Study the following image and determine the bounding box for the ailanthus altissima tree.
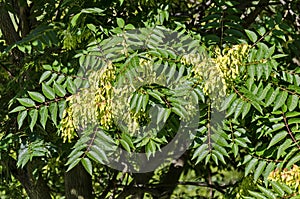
[1,0,300,198]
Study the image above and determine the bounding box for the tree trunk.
[6,156,52,199]
[0,3,21,45]
[65,163,94,199]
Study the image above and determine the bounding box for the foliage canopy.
[1,0,300,198]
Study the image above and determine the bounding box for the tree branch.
[242,0,269,28]
[0,62,14,77]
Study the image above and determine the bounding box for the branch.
[0,62,14,77]
[242,0,269,28]
[283,113,300,150]
[152,181,228,194]
[115,180,231,198]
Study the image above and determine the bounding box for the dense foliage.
[1,0,300,198]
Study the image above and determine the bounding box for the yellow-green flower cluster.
[182,52,226,105]
[60,61,116,142]
[214,44,249,82]
[182,45,250,106]
[60,106,76,143]
[268,165,300,192]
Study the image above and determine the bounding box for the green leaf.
[42,83,55,100]
[81,158,92,176]
[81,8,105,14]
[234,100,244,119]
[10,106,26,113]
[39,71,52,83]
[248,190,267,199]
[235,137,249,148]
[272,54,288,59]
[29,109,38,132]
[273,91,288,111]
[257,185,276,199]
[245,29,258,43]
[192,144,208,160]
[265,87,279,107]
[53,82,66,97]
[117,18,125,28]
[17,110,27,129]
[211,134,229,147]
[196,150,209,165]
[277,139,293,159]
[67,79,77,94]
[270,181,285,197]
[70,13,81,27]
[226,98,240,117]
[96,130,115,145]
[254,161,267,182]
[264,62,272,79]
[121,133,135,149]
[145,140,156,159]
[28,91,45,103]
[277,182,293,194]
[17,98,36,107]
[142,94,149,111]
[194,86,205,102]
[220,93,237,111]
[42,64,52,70]
[287,95,298,111]
[286,152,300,168]
[212,143,228,157]
[263,162,275,183]
[212,150,226,164]
[242,102,251,119]
[232,144,238,157]
[39,106,48,129]
[49,102,58,126]
[163,109,171,123]
[268,131,287,149]
[258,83,272,101]
[130,93,139,110]
[66,158,81,172]
[58,100,66,119]
[125,24,135,30]
[157,107,166,124]
[17,147,30,168]
[148,90,163,102]
[135,94,143,113]
[248,64,256,79]
[89,145,108,163]
[245,158,258,176]
[171,106,185,118]
[120,139,131,152]
[285,111,300,118]
[256,64,263,80]
[266,45,275,58]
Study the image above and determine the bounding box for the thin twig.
[282,113,300,150]
[0,62,14,77]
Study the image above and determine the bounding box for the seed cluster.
[60,61,116,142]
[268,165,300,192]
